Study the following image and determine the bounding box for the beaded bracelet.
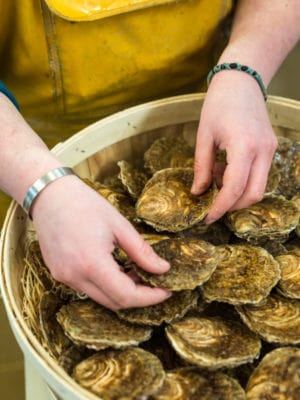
[0,81,20,110]
[207,63,267,101]
[23,167,76,218]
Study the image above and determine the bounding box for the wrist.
[23,167,77,218]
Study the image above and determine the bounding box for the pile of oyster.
[23,135,300,399]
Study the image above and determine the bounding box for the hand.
[31,176,171,310]
[191,71,278,224]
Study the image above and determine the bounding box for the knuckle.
[247,191,264,205]
[113,293,132,309]
[231,184,245,199]
[137,240,154,259]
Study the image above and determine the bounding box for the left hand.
[191,71,278,224]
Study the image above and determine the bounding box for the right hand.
[31,176,171,310]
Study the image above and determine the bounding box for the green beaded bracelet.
[207,63,267,101]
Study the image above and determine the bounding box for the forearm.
[0,93,63,206]
[219,0,300,85]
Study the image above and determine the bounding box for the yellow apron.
[0,0,233,222]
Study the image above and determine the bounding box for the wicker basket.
[1,93,300,400]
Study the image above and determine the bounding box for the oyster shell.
[151,367,246,400]
[96,184,139,224]
[115,290,199,326]
[178,220,231,246]
[58,345,90,374]
[274,136,300,199]
[73,347,165,399]
[132,238,219,291]
[246,347,300,399]
[201,244,280,305]
[236,293,300,344]
[276,249,300,299]
[56,300,153,350]
[102,174,127,194]
[165,316,261,370]
[225,195,300,244]
[264,162,281,196]
[117,160,149,198]
[113,232,170,265]
[136,168,218,232]
[144,136,194,174]
[38,291,71,360]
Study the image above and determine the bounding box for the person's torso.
[0,0,233,145]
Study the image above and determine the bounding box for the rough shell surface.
[136,168,218,232]
[117,160,149,198]
[236,293,300,344]
[165,316,261,370]
[56,300,153,350]
[38,291,71,360]
[177,220,231,246]
[273,137,300,199]
[246,347,300,400]
[201,244,281,305]
[116,290,199,326]
[144,135,194,174]
[225,195,300,244]
[132,238,219,290]
[113,233,170,264]
[96,185,139,224]
[151,367,246,400]
[264,162,281,196]
[73,347,165,400]
[276,249,300,299]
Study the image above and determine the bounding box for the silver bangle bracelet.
[22,167,76,218]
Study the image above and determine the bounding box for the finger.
[205,149,253,224]
[86,255,172,309]
[116,222,170,274]
[228,154,272,211]
[71,279,123,310]
[191,132,215,195]
[212,162,226,188]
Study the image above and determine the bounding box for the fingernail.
[158,257,170,270]
[205,216,216,225]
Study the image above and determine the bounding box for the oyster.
[96,184,139,224]
[117,160,149,198]
[273,136,300,199]
[58,345,90,374]
[178,220,231,246]
[151,367,246,400]
[276,249,300,299]
[113,232,170,265]
[261,240,288,257]
[73,347,165,399]
[201,244,280,305]
[225,195,300,244]
[246,347,300,399]
[236,293,300,344]
[116,290,199,326]
[132,238,219,291]
[144,136,194,174]
[141,329,185,370]
[38,291,71,360]
[264,162,281,195]
[102,174,127,194]
[136,168,218,232]
[56,300,153,350]
[165,316,261,370]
